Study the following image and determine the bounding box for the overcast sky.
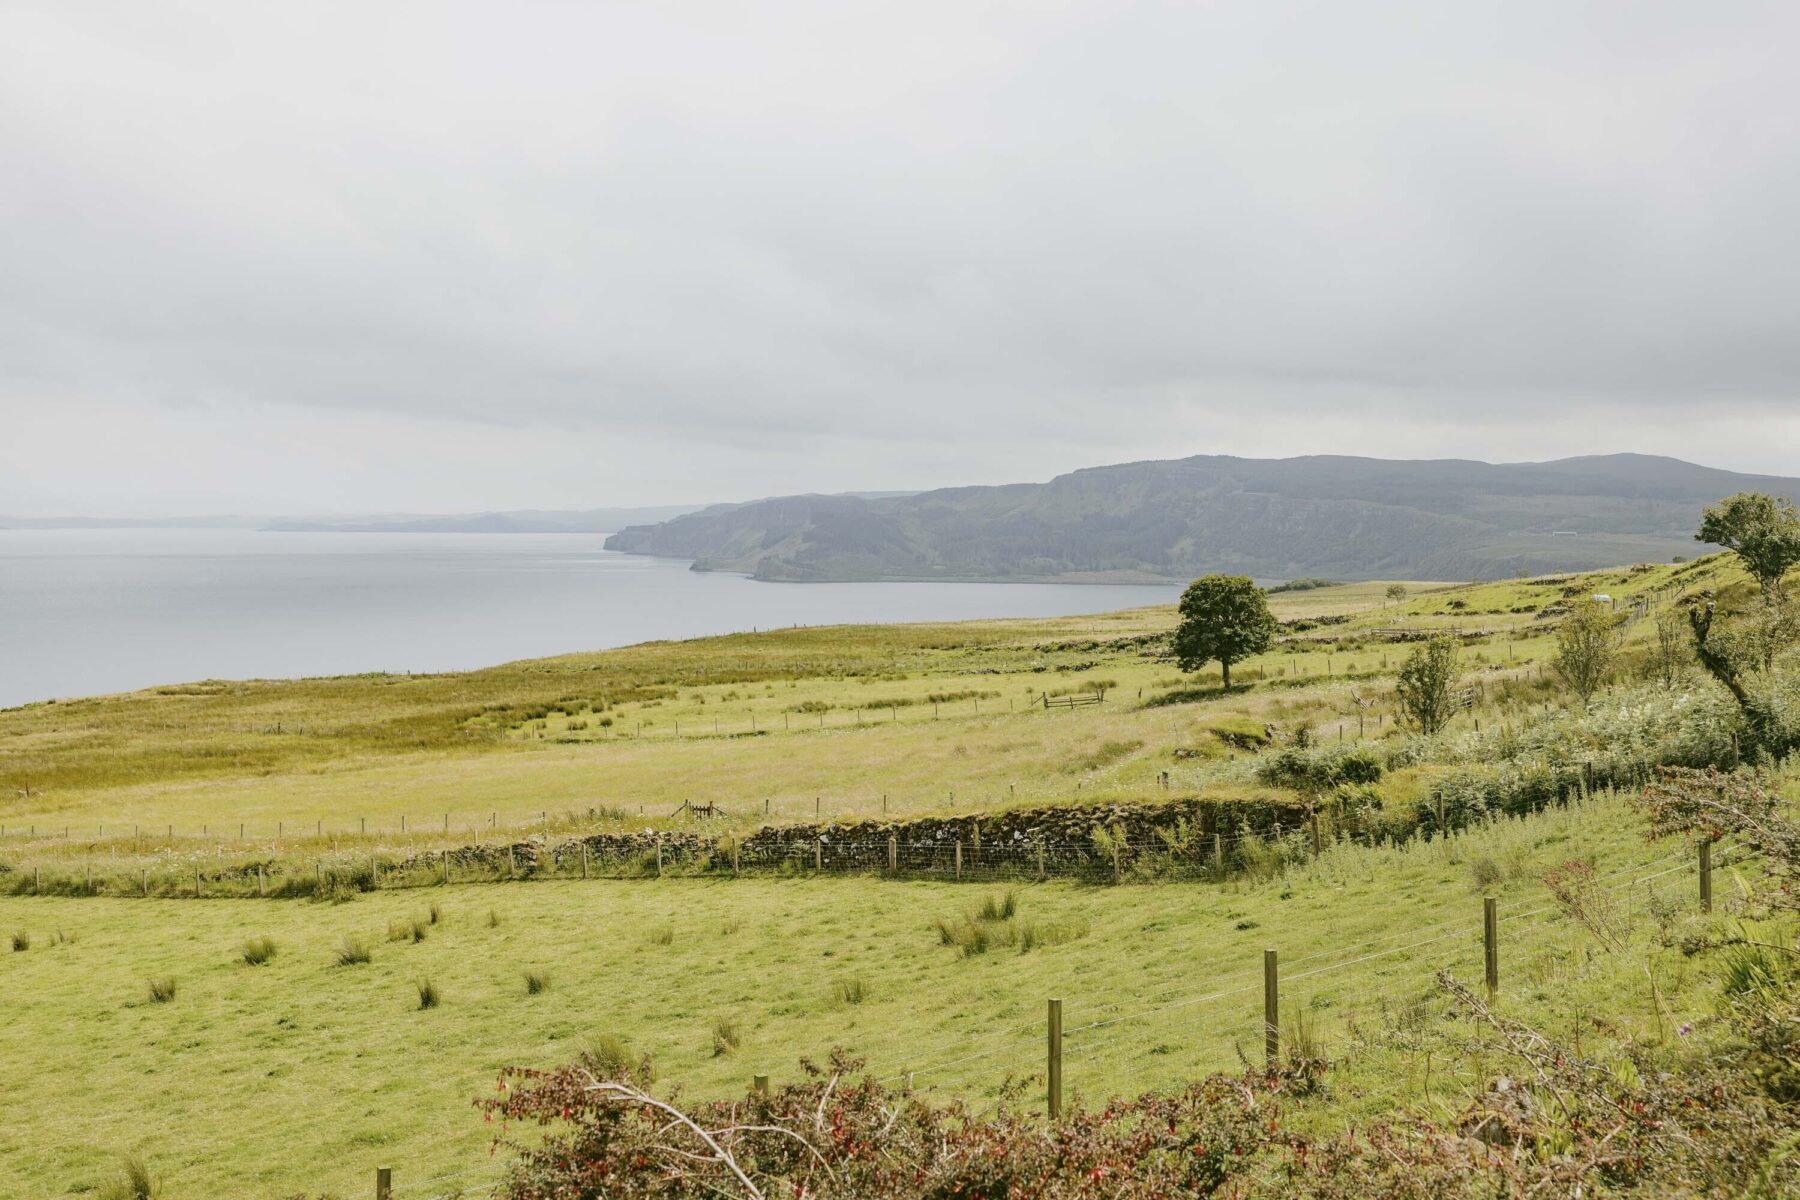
[4,2,1799,517]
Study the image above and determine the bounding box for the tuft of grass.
[387,917,428,944]
[648,925,675,946]
[145,977,177,1004]
[99,1152,158,1200]
[51,929,74,945]
[11,930,29,952]
[977,891,1018,922]
[486,909,501,928]
[427,902,442,925]
[523,970,551,995]
[240,935,276,966]
[335,936,371,967]
[582,1033,642,1077]
[833,976,869,1006]
[415,978,440,1009]
[710,1015,741,1056]
[1017,920,1088,953]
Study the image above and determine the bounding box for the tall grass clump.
[240,935,276,966]
[648,925,675,946]
[832,977,869,1006]
[977,891,1018,922]
[416,978,440,1009]
[145,977,177,1004]
[99,1152,158,1200]
[388,917,428,943]
[710,1015,741,1056]
[335,935,371,966]
[523,970,551,995]
[582,1034,644,1077]
[11,930,28,952]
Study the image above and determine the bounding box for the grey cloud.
[3,1,1799,513]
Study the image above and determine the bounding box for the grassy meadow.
[2,552,1786,1197]
[0,559,1733,857]
[0,787,1760,1199]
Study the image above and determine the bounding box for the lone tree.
[1698,492,1800,605]
[1385,583,1408,606]
[1173,574,1276,689]
[1395,635,1457,734]
[1555,600,1618,705]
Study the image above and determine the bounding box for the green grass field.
[0,786,1761,1198]
[0,558,1736,859]
[1,554,1782,1197]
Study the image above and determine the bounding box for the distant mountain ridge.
[602,453,1800,583]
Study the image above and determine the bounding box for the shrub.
[335,936,371,966]
[146,977,177,1004]
[240,935,276,966]
[710,1015,741,1056]
[98,1152,158,1200]
[416,978,440,1009]
[1542,860,1632,951]
[523,970,551,995]
[10,930,28,952]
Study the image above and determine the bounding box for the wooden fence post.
[732,841,740,874]
[1047,998,1063,1120]
[582,843,590,879]
[257,866,265,897]
[1213,832,1224,873]
[814,838,823,872]
[1112,842,1121,884]
[1037,840,1046,881]
[656,843,664,877]
[195,871,201,899]
[442,850,451,885]
[142,868,149,897]
[507,846,516,879]
[1700,840,1713,913]
[752,1074,769,1095]
[375,1166,392,1200]
[954,840,962,880]
[1263,949,1280,1068]
[1483,897,1498,994]
[888,835,898,873]
[1309,807,1322,856]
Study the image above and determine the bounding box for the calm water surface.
[0,529,1180,707]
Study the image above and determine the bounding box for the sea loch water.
[0,529,1181,708]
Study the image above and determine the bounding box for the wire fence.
[375,842,1753,1200]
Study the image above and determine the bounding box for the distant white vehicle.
[1591,593,1612,603]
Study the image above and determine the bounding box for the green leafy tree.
[1172,575,1276,689]
[1395,636,1457,735]
[1698,492,1800,605]
[1385,583,1408,606]
[1555,600,1619,705]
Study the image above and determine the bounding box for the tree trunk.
[1222,660,1231,689]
